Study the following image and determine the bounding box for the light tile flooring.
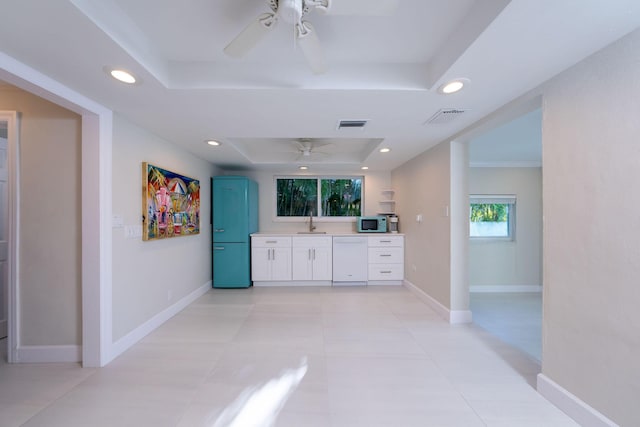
[469,292,542,361]
[0,286,576,426]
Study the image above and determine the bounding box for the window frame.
[469,194,516,241]
[273,175,364,222]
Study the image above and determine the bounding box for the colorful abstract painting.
[142,162,200,241]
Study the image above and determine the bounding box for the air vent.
[337,120,368,130]
[425,109,468,125]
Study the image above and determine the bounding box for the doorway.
[467,108,543,361]
[0,111,17,362]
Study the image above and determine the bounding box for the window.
[470,195,516,239]
[276,176,362,218]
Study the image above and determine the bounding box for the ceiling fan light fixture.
[299,166,309,170]
[361,166,369,170]
[439,78,470,94]
[206,140,221,146]
[279,0,303,24]
[379,148,391,153]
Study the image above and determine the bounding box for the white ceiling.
[1,0,639,172]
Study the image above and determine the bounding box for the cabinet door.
[312,246,333,280]
[213,178,247,242]
[292,246,312,280]
[271,247,292,281]
[251,247,271,281]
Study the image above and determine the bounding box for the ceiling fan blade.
[297,22,327,74]
[319,0,399,16]
[224,13,277,58]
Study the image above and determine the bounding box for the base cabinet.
[368,235,404,283]
[292,236,333,281]
[251,237,292,281]
[251,234,404,286]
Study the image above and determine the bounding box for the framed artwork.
[142,162,200,241]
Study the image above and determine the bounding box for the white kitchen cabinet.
[251,236,292,281]
[292,236,333,281]
[368,235,404,284]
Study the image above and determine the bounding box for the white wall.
[540,28,640,427]
[239,169,392,234]
[469,167,542,290]
[392,141,452,307]
[111,115,219,341]
[0,86,81,346]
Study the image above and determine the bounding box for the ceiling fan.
[224,0,400,74]
[291,138,331,161]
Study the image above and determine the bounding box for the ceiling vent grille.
[337,120,368,130]
[425,109,468,125]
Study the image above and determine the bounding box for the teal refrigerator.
[212,176,258,288]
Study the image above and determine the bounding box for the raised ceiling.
[1,0,639,171]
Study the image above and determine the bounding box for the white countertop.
[251,232,404,236]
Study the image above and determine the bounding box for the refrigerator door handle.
[214,228,225,232]
[214,247,225,250]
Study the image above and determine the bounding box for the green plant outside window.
[276,177,362,217]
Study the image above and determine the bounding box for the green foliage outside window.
[276,177,362,217]
[470,203,508,222]
[321,179,361,216]
[277,178,317,216]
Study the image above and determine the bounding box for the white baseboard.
[403,280,472,324]
[470,285,542,293]
[109,281,211,363]
[537,374,618,427]
[14,345,82,363]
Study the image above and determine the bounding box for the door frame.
[1,52,113,367]
[0,111,19,362]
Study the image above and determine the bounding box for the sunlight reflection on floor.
[212,357,308,427]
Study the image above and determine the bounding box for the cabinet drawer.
[368,247,403,264]
[368,236,403,247]
[251,236,292,248]
[368,264,404,281]
[292,236,333,248]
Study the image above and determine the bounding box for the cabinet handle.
[266,240,277,244]
[380,254,392,257]
[313,248,316,260]
[214,247,225,250]
[267,248,272,261]
[308,249,312,260]
[272,248,276,260]
[380,240,391,243]
[381,270,392,274]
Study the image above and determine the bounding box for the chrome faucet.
[309,212,316,232]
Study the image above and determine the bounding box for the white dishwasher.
[332,236,368,285]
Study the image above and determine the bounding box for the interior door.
[0,134,8,339]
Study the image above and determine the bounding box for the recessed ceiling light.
[361,166,369,170]
[438,78,470,94]
[299,166,308,170]
[206,140,221,146]
[379,148,391,153]
[109,69,137,84]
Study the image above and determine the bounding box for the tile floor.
[0,286,576,426]
[469,292,542,361]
